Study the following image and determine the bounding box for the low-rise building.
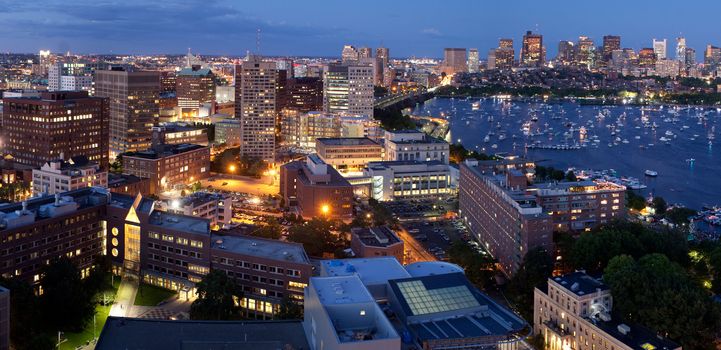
[157,191,232,228]
[152,124,208,146]
[32,156,107,196]
[281,111,341,150]
[280,154,353,219]
[122,143,210,195]
[534,272,681,350]
[364,160,452,201]
[350,226,404,263]
[315,137,383,175]
[383,130,449,164]
[107,173,151,196]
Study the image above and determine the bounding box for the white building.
[364,160,452,201]
[340,114,383,141]
[468,48,480,73]
[655,59,681,77]
[32,157,107,196]
[324,63,374,118]
[215,85,234,103]
[383,130,449,164]
[653,38,667,60]
[48,62,94,92]
[158,191,232,228]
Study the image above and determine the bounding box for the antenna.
[256,28,261,54]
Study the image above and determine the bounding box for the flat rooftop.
[311,275,375,306]
[352,226,401,247]
[175,191,227,208]
[124,143,206,160]
[316,137,379,147]
[321,258,410,286]
[551,271,609,296]
[211,234,310,264]
[149,211,211,235]
[96,317,310,350]
[595,319,680,350]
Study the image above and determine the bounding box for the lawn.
[58,275,120,350]
[134,283,176,306]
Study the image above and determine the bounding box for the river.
[412,97,721,209]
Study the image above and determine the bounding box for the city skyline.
[1,0,720,59]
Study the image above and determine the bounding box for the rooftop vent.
[570,282,579,291]
[617,323,630,335]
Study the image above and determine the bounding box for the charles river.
[412,97,721,210]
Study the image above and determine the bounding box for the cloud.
[421,28,442,37]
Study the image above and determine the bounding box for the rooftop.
[211,234,310,264]
[177,67,213,77]
[594,319,680,350]
[311,275,375,306]
[123,143,207,160]
[352,226,401,248]
[148,210,211,235]
[405,261,464,277]
[532,180,626,195]
[96,317,310,350]
[107,173,147,188]
[316,137,380,147]
[320,257,410,287]
[551,271,609,296]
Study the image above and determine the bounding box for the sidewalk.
[109,275,139,317]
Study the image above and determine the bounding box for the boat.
[644,170,658,177]
[471,101,480,110]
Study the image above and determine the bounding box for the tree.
[505,247,553,321]
[190,270,243,320]
[626,190,646,211]
[275,296,303,320]
[250,218,283,240]
[0,277,54,350]
[447,241,497,289]
[287,218,343,257]
[664,207,697,225]
[564,171,577,182]
[40,257,96,332]
[652,196,668,215]
[604,254,721,350]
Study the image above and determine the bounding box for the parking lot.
[201,175,278,197]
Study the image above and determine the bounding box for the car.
[222,182,228,186]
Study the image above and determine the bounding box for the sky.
[0,0,719,59]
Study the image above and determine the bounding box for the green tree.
[664,207,697,225]
[447,241,497,289]
[626,190,646,211]
[190,270,243,320]
[250,218,283,240]
[505,247,553,321]
[0,277,54,350]
[275,296,303,320]
[287,218,342,257]
[652,196,668,215]
[570,226,643,274]
[40,257,96,332]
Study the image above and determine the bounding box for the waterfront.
[412,97,721,209]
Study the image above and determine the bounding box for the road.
[397,226,437,263]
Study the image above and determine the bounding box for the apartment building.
[32,156,107,196]
[122,143,210,195]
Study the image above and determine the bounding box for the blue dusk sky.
[0,0,718,59]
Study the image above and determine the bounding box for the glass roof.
[396,280,479,315]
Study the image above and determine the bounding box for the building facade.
[122,144,210,195]
[323,63,374,118]
[350,226,404,263]
[521,31,544,67]
[281,111,341,149]
[365,161,452,202]
[234,55,277,163]
[315,137,383,175]
[383,130,449,164]
[176,65,215,118]
[32,157,107,196]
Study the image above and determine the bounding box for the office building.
[685,47,696,71]
[576,36,595,69]
[122,143,210,195]
[442,48,467,75]
[364,160,452,201]
[107,173,151,196]
[315,137,383,175]
[459,160,553,276]
[358,47,372,59]
[279,154,353,219]
[157,191,232,228]
[339,114,384,141]
[47,62,96,92]
[215,85,234,103]
[638,48,657,68]
[176,65,215,118]
[655,59,681,77]
[486,49,497,70]
[383,130,449,164]
[341,45,360,64]
[676,37,687,63]
[705,45,721,70]
[521,31,544,67]
[281,111,341,149]
[234,55,278,163]
[214,118,241,146]
[350,226,404,262]
[556,41,575,66]
[151,124,208,146]
[32,156,107,196]
[2,91,110,169]
[159,71,176,93]
[467,48,480,73]
[280,77,323,113]
[323,63,374,117]
[376,47,389,86]
[601,35,621,63]
[534,272,681,350]
[95,68,160,160]
[653,38,667,60]
[97,318,310,350]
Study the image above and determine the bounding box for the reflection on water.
[412,97,721,209]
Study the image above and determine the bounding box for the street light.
[321,204,330,216]
[228,165,236,172]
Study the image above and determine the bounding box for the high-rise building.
[234,55,278,163]
[685,47,696,71]
[279,77,323,113]
[176,65,215,118]
[705,45,721,69]
[358,47,372,59]
[3,91,110,169]
[676,37,687,63]
[376,47,389,67]
[375,47,389,86]
[653,38,667,60]
[467,48,480,73]
[638,48,657,68]
[520,31,544,67]
[576,36,595,69]
[95,68,160,160]
[486,49,497,70]
[601,35,621,62]
[323,63,374,117]
[442,48,467,75]
[159,71,177,93]
[556,41,575,66]
[495,39,515,70]
[48,62,95,92]
[341,45,360,64]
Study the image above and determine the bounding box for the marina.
[412,97,721,209]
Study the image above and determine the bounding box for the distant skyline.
[0,0,719,60]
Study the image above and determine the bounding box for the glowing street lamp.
[321,204,330,216]
[228,165,236,172]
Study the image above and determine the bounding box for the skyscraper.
[676,37,687,63]
[48,62,95,92]
[495,39,515,70]
[323,63,374,117]
[95,68,160,160]
[486,49,497,70]
[556,41,575,66]
[520,31,544,67]
[3,91,109,169]
[176,65,215,118]
[375,47,389,86]
[653,39,667,60]
[705,45,721,70]
[467,48,480,73]
[341,45,360,64]
[234,55,278,163]
[442,48,467,75]
[358,47,372,59]
[601,35,621,62]
[576,36,596,69]
[638,48,657,68]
